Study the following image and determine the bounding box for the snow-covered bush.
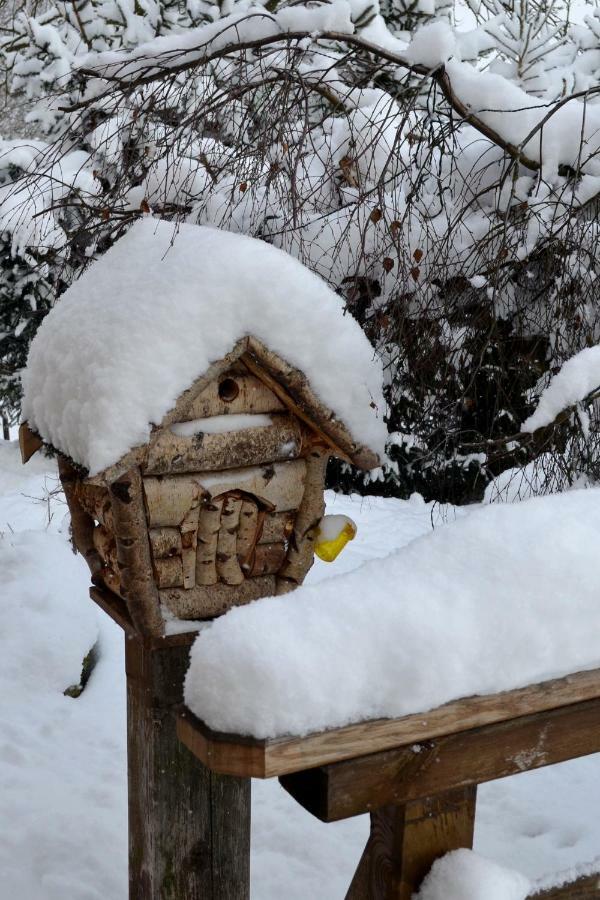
[4,0,600,500]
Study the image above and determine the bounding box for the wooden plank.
[279,697,600,821]
[529,872,600,898]
[346,788,476,900]
[176,667,600,778]
[126,636,250,900]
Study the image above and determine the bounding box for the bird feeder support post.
[125,633,251,900]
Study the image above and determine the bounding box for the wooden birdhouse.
[20,221,385,638]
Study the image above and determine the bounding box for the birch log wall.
[24,337,378,637]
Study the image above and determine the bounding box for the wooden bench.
[177,667,600,899]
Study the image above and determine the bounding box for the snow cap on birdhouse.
[21,219,386,635]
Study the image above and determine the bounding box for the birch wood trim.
[110,467,163,636]
[144,415,303,475]
[180,485,201,590]
[216,495,244,585]
[196,497,223,586]
[181,374,285,420]
[161,575,276,620]
[154,556,184,589]
[93,523,118,569]
[58,456,103,581]
[244,337,380,470]
[149,527,182,559]
[276,449,328,594]
[245,542,287,577]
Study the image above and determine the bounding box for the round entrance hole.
[218,377,240,403]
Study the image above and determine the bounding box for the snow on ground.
[2,440,600,898]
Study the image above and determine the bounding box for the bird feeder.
[21,334,378,636]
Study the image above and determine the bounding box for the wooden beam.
[279,697,600,821]
[529,872,600,898]
[176,667,600,778]
[126,636,250,900]
[345,788,476,900]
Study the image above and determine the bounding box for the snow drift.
[185,487,600,738]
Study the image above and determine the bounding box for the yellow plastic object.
[314,515,357,563]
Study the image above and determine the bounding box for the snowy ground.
[1,440,600,898]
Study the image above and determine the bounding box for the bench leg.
[345,786,477,900]
[126,635,251,899]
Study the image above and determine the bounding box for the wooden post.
[345,787,476,900]
[125,635,251,900]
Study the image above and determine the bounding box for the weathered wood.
[154,555,184,589]
[110,467,164,636]
[176,667,600,778]
[145,415,303,475]
[144,462,306,528]
[276,449,327,593]
[345,788,477,900]
[181,372,285,420]
[161,574,276,619]
[216,495,244,585]
[126,636,250,900]
[18,421,43,463]
[196,497,223,586]
[58,456,104,581]
[529,873,600,899]
[149,527,182,559]
[280,696,600,821]
[246,541,288,576]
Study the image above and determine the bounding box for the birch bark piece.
[247,542,288,577]
[160,575,276,619]
[143,476,200,527]
[154,556,184,589]
[180,485,201,590]
[144,461,306,526]
[276,449,328,594]
[110,467,163,636]
[196,498,223,586]
[149,527,182,559]
[216,495,244,585]
[181,374,285,420]
[144,415,303,475]
[236,499,259,562]
[261,511,295,544]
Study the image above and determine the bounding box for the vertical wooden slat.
[345,787,477,900]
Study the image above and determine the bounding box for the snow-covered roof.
[23,219,386,476]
